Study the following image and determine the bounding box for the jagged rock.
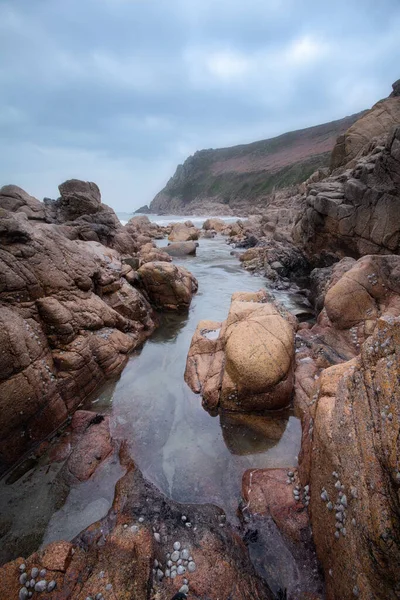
[293,126,400,258]
[0,211,156,472]
[308,318,400,600]
[0,185,47,221]
[138,261,198,311]
[185,290,297,412]
[330,85,400,169]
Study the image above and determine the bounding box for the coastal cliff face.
[293,84,400,261]
[150,113,364,215]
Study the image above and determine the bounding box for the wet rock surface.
[0,456,274,600]
[0,182,198,473]
[185,290,297,412]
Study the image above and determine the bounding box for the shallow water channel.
[0,232,303,567]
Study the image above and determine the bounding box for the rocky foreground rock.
[0,182,197,473]
[292,254,400,600]
[0,445,273,600]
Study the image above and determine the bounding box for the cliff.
[150,112,365,215]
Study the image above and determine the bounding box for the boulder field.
[0,180,198,474]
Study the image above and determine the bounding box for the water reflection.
[100,236,303,519]
[220,411,291,456]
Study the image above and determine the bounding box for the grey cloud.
[0,0,399,210]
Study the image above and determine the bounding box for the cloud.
[0,0,399,210]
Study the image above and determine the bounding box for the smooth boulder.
[164,241,198,256]
[185,290,296,412]
[138,261,198,311]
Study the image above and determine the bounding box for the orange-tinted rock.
[308,318,400,600]
[138,261,198,311]
[40,540,73,572]
[242,468,309,542]
[185,290,297,412]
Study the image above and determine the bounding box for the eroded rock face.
[0,185,47,221]
[292,253,400,599]
[138,261,198,311]
[293,126,400,259]
[0,459,273,600]
[308,318,400,600]
[0,211,156,472]
[330,91,400,169]
[185,290,297,412]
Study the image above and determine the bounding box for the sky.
[0,0,399,212]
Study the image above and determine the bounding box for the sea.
[115,212,240,227]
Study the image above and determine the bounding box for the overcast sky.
[0,0,399,211]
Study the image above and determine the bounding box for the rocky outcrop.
[308,318,400,600]
[0,185,47,221]
[185,290,297,412]
[0,181,199,472]
[168,222,199,242]
[330,87,400,169]
[292,254,400,600]
[293,126,400,259]
[0,211,157,472]
[138,261,198,311]
[150,113,364,215]
[134,204,151,214]
[0,454,273,600]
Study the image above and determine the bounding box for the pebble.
[19,564,26,572]
[179,585,189,594]
[154,559,159,568]
[29,579,36,588]
[39,569,47,578]
[34,581,47,593]
[173,541,181,551]
[47,581,57,592]
[181,515,187,522]
[154,533,161,543]
[31,568,39,579]
[185,522,192,528]
[170,571,177,579]
[130,525,139,533]
[95,594,104,600]
[157,569,164,581]
[177,559,182,565]
[181,549,190,560]
[138,517,145,523]
[334,531,340,539]
[19,589,29,600]
[177,565,186,575]
[165,569,170,577]
[171,550,180,562]
[167,560,172,568]
[19,573,28,585]
[188,561,196,573]
[183,578,188,585]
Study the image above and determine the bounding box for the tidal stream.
[0,224,303,571]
